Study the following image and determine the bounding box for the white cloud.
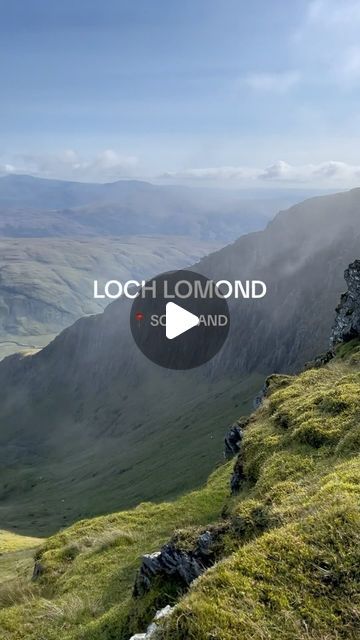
[163,160,360,186]
[0,163,15,174]
[91,149,138,173]
[2,150,360,189]
[244,71,301,93]
[162,166,259,181]
[245,2,360,95]
[294,0,360,86]
[261,160,360,183]
[0,149,139,182]
[260,161,294,180]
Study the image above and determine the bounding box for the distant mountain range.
[1,187,359,536]
[0,174,305,358]
[0,175,310,358]
[0,174,314,240]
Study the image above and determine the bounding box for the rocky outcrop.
[133,527,227,597]
[129,605,174,640]
[224,418,248,459]
[331,260,360,346]
[305,350,334,369]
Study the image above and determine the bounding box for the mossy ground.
[0,346,359,639]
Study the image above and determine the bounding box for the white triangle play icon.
[166,302,200,340]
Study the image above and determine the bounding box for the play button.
[130,269,230,370]
[166,302,199,340]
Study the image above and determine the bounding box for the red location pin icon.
[135,311,144,327]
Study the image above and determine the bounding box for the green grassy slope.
[0,342,359,639]
[0,373,262,536]
[0,532,42,616]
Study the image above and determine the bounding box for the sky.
[1,0,360,187]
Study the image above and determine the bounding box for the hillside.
[0,235,218,359]
[0,188,360,534]
[0,174,297,358]
[0,337,358,639]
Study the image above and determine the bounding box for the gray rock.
[129,606,174,640]
[253,384,268,409]
[224,425,243,459]
[305,350,334,370]
[331,260,360,346]
[224,417,249,459]
[133,544,204,597]
[230,457,245,495]
[133,527,227,597]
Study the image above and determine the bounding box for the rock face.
[224,418,248,459]
[331,260,360,346]
[133,528,225,597]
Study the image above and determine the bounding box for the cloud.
[260,161,294,180]
[240,2,360,98]
[0,163,15,174]
[162,166,259,181]
[0,149,139,182]
[261,160,360,183]
[2,151,360,188]
[244,71,301,93]
[163,160,360,186]
[294,1,360,86]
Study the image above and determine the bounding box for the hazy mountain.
[0,175,309,358]
[1,188,359,535]
[0,235,218,359]
[0,174,313,241]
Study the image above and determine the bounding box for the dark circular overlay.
[130,269,230,370]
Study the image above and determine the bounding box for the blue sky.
[1,0,360,186]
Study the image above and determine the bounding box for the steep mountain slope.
[0,235,218,359]
[200,187,360,371]
[0,338,358,640]
[0,188,360,535]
